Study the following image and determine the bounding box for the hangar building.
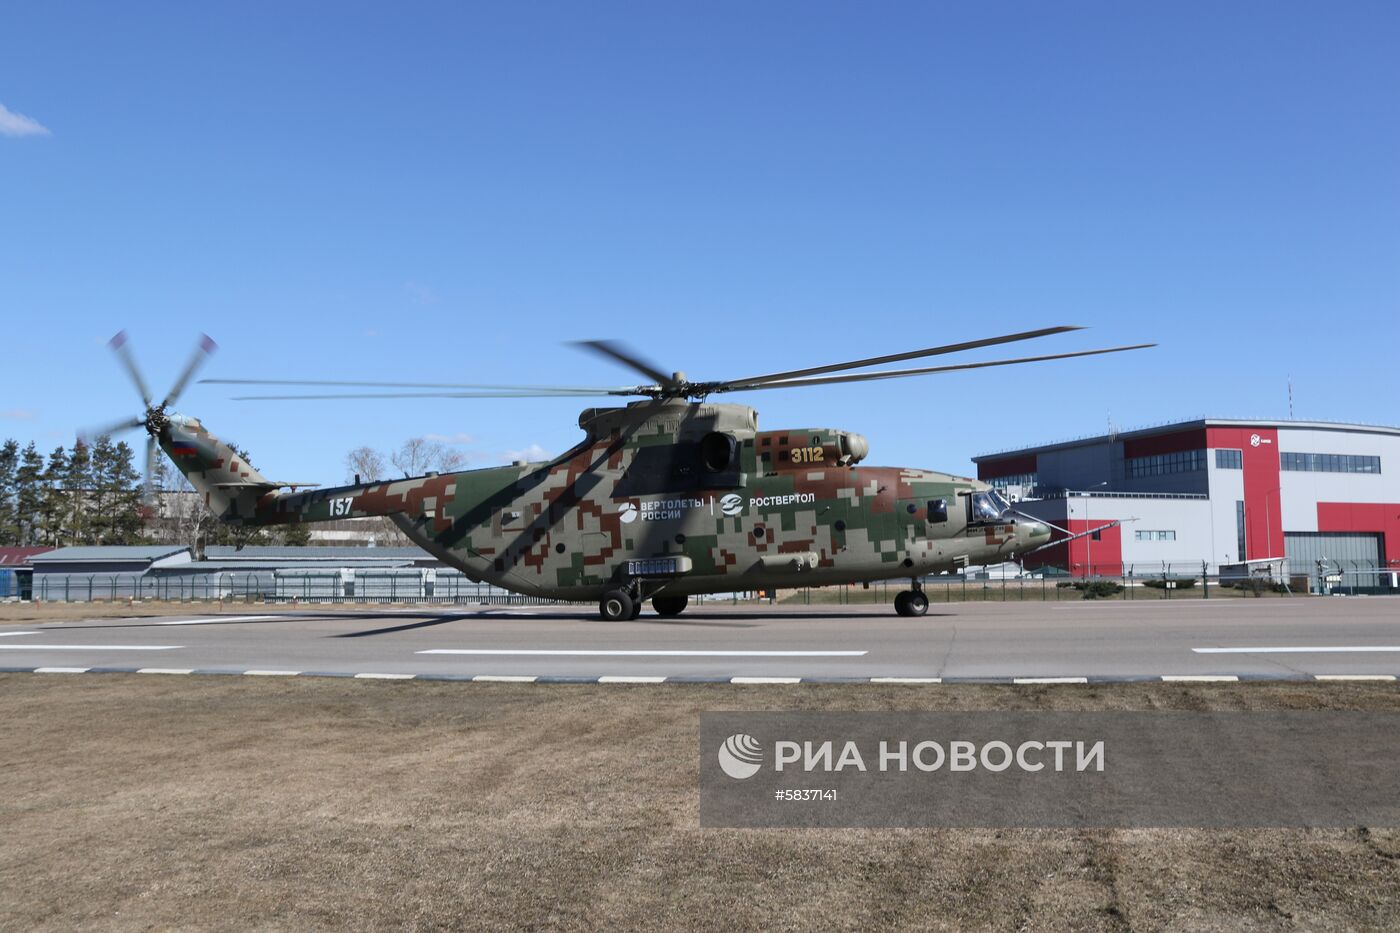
[973,419,1400,587]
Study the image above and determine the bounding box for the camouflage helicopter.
[90,327,1151,620]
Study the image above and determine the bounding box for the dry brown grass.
[3,676,1399,931]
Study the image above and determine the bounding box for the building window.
[1236,501,1246,561]
[1280,452,1381,474]
[1134,530,1177,541]
[1215,449,1242,469]
[1126,449,1206,478]
[988,472,1036,491]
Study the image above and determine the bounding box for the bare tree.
[390,438,465,477]
[345,446,388,484]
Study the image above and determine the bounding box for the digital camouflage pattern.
[159,399,1051,600]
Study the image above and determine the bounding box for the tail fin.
[159,414,282,523]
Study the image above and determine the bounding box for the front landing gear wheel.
[600,589,634,622]
[652,594,688,617]
[894,589,929,617]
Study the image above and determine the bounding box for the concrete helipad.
[2,597,1398,683]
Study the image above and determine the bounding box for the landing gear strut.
[894,583,929,617]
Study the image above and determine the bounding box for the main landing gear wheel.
[652,594,688,617]
[894,589,929,617]
[628,599,644,620]
[599,589,634,622]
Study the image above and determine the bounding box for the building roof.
[30,545,191,564]
[159,559,422,572]
[975,418,1400,462]
[0,547,53,566]
[202,546,432,561]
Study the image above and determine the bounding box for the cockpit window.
[969,490,1009,524]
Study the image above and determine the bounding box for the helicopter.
[88,327,1152,620]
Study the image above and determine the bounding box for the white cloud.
[425,432,476,445]
[502,443,550,463]
[0,103,50,138]
[1,409,36,420]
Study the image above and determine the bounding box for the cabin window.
[928,499,948,523]
[967,491,1008,525]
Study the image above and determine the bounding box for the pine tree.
[0,439,18,545]
[15,443,45,546]
[89,435,118,543]
[39,447,69,546]
[65,441,93,545]
[108,440,145,544]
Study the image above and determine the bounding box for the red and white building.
[973,419,1400,587]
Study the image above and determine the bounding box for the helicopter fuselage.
[161,399,1051,602]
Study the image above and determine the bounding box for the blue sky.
[2,2,1396,481]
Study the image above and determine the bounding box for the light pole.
[1084,481,1109,578]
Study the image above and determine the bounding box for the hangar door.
[1284,532,1384,590]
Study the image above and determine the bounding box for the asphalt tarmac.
[3,597,1399,682]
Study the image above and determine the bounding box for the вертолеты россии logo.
[718,733,763,779]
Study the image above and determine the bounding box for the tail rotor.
[81,331,218,505]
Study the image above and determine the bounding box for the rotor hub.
[143,405,170,437]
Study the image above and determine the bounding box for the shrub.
[1143,578,1197,590]
[1053,580,1125,598]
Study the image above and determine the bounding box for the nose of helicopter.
[1018,518,1053,547]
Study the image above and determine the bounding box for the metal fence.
[24,560,1398,604]
[30,570,567,605]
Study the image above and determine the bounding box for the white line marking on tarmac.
[1315,675,1397,681]
[353,673,415,680]
[137,668,194,675]
[598,675,667,684]
[0,631,38,637]
[35,667,90,673]
[1049,600,1314,610]
[417,649,866,657]
[731,676,802,684]
[0,644,183,651]
[1013,677,1089,684]
[243,670,301,676]
[471,675,538,683]
[1194,646,1400,654]
[870,677,943,684]
[156,615,277,625]
[1162,675,1240,682]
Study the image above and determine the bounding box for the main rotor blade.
[161,334,218,408]
[573,340,678,390]
[78,414,145,443]
[229,389,640,401]
[108,331,153,407]
[204,378,644,393]
[714,344,1156,392]
[713,325,1083,389]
